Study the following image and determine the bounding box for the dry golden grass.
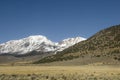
[0,66,119,74]
[0,66,120,80]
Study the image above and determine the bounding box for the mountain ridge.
[0,35,86,55]
[34,25,120,64]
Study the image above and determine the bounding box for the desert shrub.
[96,55,101,57]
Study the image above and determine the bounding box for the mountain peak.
[0,35,86,55]
[62,37,86,43]
[57,37,86,51]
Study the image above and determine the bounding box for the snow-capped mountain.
[56,37,86,51]
[0,35,86,55]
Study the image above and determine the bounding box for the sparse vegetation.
[34,25,120,64]
[0,66,120,80]
[0,73,120,80]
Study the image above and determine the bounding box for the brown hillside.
[34,25,120,64]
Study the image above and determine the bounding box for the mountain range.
[0,25,119,65]
[0,35,86,55]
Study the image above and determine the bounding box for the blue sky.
[0,0,120,43]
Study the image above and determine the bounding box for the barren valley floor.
[0,65,120,80]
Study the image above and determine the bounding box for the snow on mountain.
[0,35,56,54]
[56,37,86,51]
[0,35,86,55]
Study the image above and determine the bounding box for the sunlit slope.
[34,25,120,64]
